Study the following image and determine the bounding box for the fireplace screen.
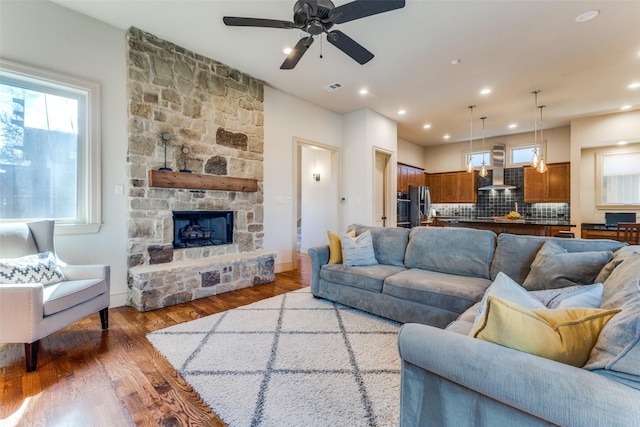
[173,210,234,249]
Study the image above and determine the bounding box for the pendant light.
[479,116,488,177]
[530,90,541,168]
[466,105,476,173]
[536,104,548,173]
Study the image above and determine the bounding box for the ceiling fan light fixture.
[283,47,293,55]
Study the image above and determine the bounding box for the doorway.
[374,148,394,227]
[294,139,340,268]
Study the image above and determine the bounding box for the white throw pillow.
[472,272,545,328]
[529,283,603,309]
[0,252,66,285]
[340,229,378,267]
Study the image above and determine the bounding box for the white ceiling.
[51,0,640,147]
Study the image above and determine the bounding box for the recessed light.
[423,124,431,129]
[283,47,292,55]
[629,82,640,89]
[508,123,517,129]
[398,109,406,115]
[443,134,450,140]
[480,88,491,95]
[575,10,599,23]
[359,88,368,95]
[450,58,461,65]
[617,141,628,146]
[620,105,632,110]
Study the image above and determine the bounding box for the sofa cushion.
[404,227,496,279]
[320,263,406,293]
[346,224,410,267]
[0,251,66,285]
[584,253,640,387]
[470,296,620,367]
[490,233,625,283]
[43,278,108,316]
[341,230,378,267]
[445,302,479,335]
[521,241,613,291]
[383,268,491,314]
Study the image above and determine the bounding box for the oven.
[397,192,410,228]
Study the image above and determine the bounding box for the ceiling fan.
[223,0,406,70]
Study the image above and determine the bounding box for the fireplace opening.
[173,210,234,249]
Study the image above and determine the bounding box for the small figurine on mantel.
[159,132,172,171]
[179,146,192,173]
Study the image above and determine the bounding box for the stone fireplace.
[125,28,274,311]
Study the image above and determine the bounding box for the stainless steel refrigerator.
[409,185,431,227]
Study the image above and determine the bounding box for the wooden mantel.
[148,170,258,192]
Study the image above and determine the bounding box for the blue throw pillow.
[340,229,378,267]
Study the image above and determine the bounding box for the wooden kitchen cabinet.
[397,163,425,193]
[426,171,477,203]
[524,162,570,203]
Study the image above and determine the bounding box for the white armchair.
[0,220,110,371]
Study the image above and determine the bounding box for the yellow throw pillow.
[469,296,620,367]
[327,230,355,264]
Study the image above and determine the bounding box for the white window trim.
[595,145,640,209]
[462,149,492,169]
[0,59,101,234]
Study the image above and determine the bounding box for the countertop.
[436,217,574,227]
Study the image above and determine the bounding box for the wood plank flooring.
[0,255,310,427]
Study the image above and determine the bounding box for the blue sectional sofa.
[308,225,640,426]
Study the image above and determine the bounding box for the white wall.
[300,145,334,253]
[571,110,640,230]
[1,1,129,306]
[263,87,342,272]
[423,126,571,173]
[397,138,425,168]
[342,109,397,227]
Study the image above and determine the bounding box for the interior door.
[374,152,387,227]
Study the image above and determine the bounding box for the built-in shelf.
[148,170,258,192]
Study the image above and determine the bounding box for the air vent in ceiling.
[323,82,343,92]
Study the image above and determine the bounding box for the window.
[0,60,101,233]
[596,148,640,207]
[465,150,491,168]
[511,144,541,165]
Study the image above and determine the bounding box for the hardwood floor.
[0,255,310,427]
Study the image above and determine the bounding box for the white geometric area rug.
[147,288,401,427]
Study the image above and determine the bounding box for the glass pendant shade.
[530,149,540,167]
[479,163,488,177]
[466,156,475,173]
[536,158,548,173]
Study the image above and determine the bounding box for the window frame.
[595,145,640,209]
[463,149,492,168]
[509,143,544,167]
[0,59,101,234]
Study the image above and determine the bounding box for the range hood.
[478,144,517,190]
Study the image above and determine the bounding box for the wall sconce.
[312,172,321,182]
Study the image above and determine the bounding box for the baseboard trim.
[275,261,294,273]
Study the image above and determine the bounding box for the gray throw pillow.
[522,240,613,291]
[529,283,603,309]
[584,253,640,387]
[340,229,378,267]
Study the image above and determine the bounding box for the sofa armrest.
[0,283,43,343]
[307,245,330,296]
[59,264,110,282]
[398,323,640,427]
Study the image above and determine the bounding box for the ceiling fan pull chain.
[320,33,323,59]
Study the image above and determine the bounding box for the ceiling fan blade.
[328,0,406,24]
[223,16,296,29]
[327,30,374,65]
[280,36,315,70]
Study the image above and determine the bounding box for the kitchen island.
[436,217,574,237]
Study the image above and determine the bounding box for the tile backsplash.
[431,168,570,219]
